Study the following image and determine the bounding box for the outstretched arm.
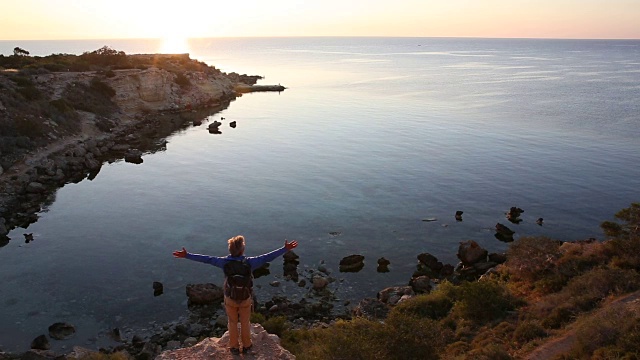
[246,239,299,270]
[172,247,226,268]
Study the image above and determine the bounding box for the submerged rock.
[153,281,163,296]
[186,283,224,305]
[339,254,365,272]
[495,223,515,242]
[30,334,50,350]
[48,322,76,340]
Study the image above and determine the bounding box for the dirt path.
[524,289,640,359]
[0,112,105,182]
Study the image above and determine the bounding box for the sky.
[1,0,639,40]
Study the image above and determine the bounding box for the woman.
[172,235,298,355]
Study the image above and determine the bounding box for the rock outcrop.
[156,324,295,360]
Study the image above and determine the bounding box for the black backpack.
[223,259,253,301]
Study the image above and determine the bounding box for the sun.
[159,36,191,54]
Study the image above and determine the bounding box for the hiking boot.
[230,347,240,355]
[242,345,253,354]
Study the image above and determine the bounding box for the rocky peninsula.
[0,48,283,239]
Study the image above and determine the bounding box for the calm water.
[1,37,639,351]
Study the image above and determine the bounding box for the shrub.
[63,81,117,116]
[513,320,546,344]
[283,318,388,360]
[90,78,116,98]
[262,316,289,337]
[50,99,74,113]
[601,203,640,239]
[464,344,513,360]
[563,268,640,311]
[384,310,445,360]
[572,306,640,358]
[450,279,516,325]
[392,290,454,320]
[14,116,44,138]
[541,303,575,329]
[505,237,562,282]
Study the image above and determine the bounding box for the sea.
[0,37,639,352]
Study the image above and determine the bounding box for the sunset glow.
[159,36,191,54]
[0,0,638,40]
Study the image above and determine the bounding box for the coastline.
[0,54,279,239]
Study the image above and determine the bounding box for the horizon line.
[2,35,640,42]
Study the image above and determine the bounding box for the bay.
[0,37,639,351]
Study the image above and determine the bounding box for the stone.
[184,337,198,347]
[124,149,143,164]
[457,240,488,265]
[26,182,46,193]
[283,250,299,262]
[153,281,163,296]
[48,322,76,340]
[216,314,228,327]
[495,223,515,242]
[165,340,181,350]
[507,206,524,223]
[30,334,50,350]
[410,275,432,294]
[312,276,329,290]
[378,286,414,305]
[186,283,224,305]
[473,261,499,274]
[488,252,507,264]
[339,254,365,272]
[417,253,443,272]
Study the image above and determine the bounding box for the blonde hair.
[228,235,245,257]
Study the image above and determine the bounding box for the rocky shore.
[0,53,281,241]
[0,235,510,359]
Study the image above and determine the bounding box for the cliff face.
[106,68,235,115]
[32,66,236,119]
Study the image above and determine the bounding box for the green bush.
[464,344,513,360]
[90,78,116,98]
[541,303,575,329]
[384,310,445,360]
[392,290,454,320]
[513,320,546,343]
[283,318,387,360]
[572,306,640,358]
[450,280,516,325]
[262,316,289,337]
[63,81,117,116]
[601,203,640,239]
[563,268,640,311]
